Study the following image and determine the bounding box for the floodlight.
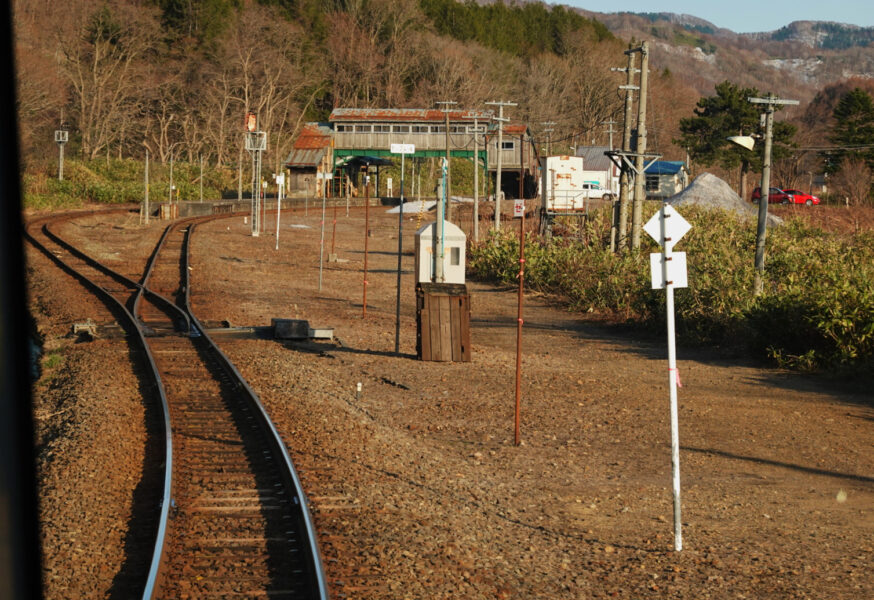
[727,135,756,151]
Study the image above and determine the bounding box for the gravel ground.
[28,205,874,599]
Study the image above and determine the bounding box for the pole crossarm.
[605,150,661,176]
[748,96,800,107]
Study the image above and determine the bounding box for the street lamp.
[727,94,798,296]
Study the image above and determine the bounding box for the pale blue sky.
[563,1,874,33]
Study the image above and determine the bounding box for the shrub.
[469,205,874,373]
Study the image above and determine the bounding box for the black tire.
[782,198,790,205]
[805,199,813,206]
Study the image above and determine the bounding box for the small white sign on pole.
[650,252,688,289]
[644,203,691,554]
[390,143,415,155]
[513,199,525,218]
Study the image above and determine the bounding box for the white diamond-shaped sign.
[644,204,691,247]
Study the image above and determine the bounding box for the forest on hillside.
[14,0,656,174]
[13,0,874,205]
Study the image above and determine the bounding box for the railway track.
[27,210,328,599]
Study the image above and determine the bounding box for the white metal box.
[414,221,466,284]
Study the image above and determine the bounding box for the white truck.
[540,156,614,213]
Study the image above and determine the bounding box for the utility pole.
[436,101,457,220]
[199,154,204,202]
[541,122,556,155]
[612,50,638,252]
[519,132,524,201]
[473,116,480,243]
[631,41,650,251]
[486,100,516,231]
[144,149,150,225]
[602,119,617,151]
[749,94,798,295]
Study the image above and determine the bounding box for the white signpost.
[274,173,285,251]
[643,203,691,552]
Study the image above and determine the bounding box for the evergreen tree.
[675,81,795,193]
[828,87,874,172]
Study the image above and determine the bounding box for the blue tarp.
[644,161,686,175]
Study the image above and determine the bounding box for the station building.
[284,108,539,199]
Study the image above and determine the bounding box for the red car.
[751,187,796,204]
[782,189,821,206]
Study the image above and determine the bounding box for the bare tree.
[57,5,156,159]
[830,157,873,206]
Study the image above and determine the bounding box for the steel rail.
[132,220,192,334]
[24,212,174,600]
[41,220,189,334]
[183,221,330,599]
[29,209,328,599]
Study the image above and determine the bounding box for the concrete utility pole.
[486,100,516,231]
[541,122,556,155]
[749,94,799,295]
[602,119,617,151]
[473,116,480,243]
[613,50,638,252]
[631,41,650,251]
[436,101,457,220]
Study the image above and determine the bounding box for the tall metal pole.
[473,117,479,243]
[437,101,456,221]
[169,153,174,204]
[394,152,405,354]
[631,41,649,251]
[199,154,203,202]
[144,149,150,225]
[58,142,64,181]
[519,133,524,201]
[275,175,282,251]
[319,186,326,290]
[658,204,683,552]
[616,50,637,252]
[363,173,370,317]
[514,202,525,446]
[435,159,447,282]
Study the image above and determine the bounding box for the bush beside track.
[469,204,874,374]
[23,158,236,210]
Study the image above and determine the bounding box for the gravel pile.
[668,172,783,226]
